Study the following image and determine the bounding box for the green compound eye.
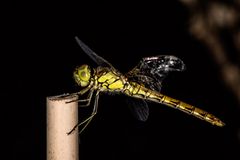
[74,65,91,87]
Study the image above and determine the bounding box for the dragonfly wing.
[126,98,149,121]
[127,74,162,92]
[75,37,115,69]
[126,55,186,92]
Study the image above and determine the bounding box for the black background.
[3,1,239,160]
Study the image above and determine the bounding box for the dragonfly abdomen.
[124,82,225,127]
[158,95,225,127]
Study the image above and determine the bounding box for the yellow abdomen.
[123,82,225,127]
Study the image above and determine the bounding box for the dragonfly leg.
[66,84,93,103]
[78,89,94,107]
[67,91,100,135]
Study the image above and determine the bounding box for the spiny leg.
[78,89,94,107]
[66,89,94,135]
[66,84,93,103]
[79,91,100,133]
[67,91,100,135]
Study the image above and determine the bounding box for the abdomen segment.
[159,95,225,127]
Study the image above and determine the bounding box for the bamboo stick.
[47,94,79,160]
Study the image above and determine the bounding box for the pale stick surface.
[47,94,79,160]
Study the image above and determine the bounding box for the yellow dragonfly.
[67,37,225,135]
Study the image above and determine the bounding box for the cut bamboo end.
[47,94,79,160]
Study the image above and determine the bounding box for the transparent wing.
[75,36,115,69]
[126,98,149,121]
[126,55,186,92]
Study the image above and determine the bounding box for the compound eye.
[78,67,90,81]
[74,64,91,87]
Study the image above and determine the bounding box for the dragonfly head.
[73,64,92,87]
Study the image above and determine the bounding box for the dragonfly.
[67,37,225,135]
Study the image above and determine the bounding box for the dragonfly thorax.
[73,64,92,87]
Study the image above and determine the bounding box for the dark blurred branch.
[180,0,240,105]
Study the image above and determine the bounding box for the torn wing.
[126,55,186,92]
